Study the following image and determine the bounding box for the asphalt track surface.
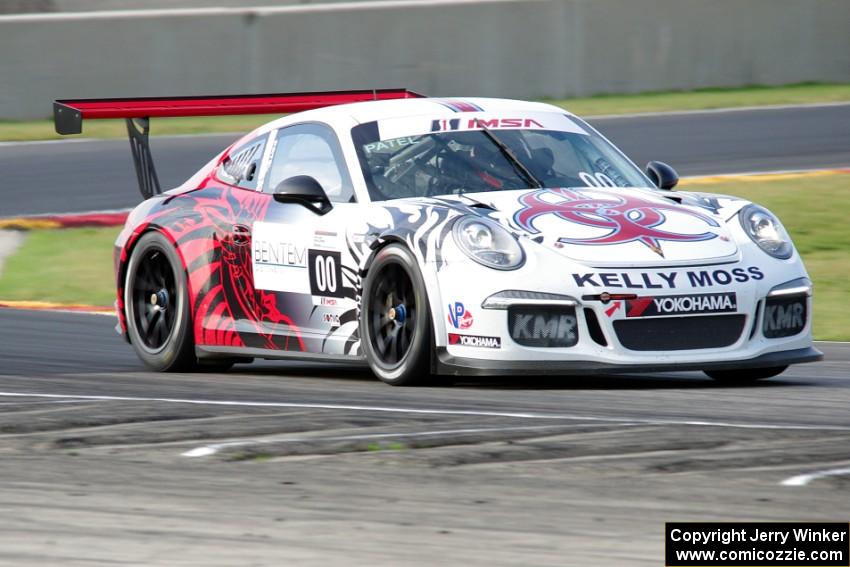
[0,105,849,565]
[2,103,850,216]
[0,309,849,566]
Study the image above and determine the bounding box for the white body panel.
[175,96,817,373]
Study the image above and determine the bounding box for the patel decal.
[514,188,720,257]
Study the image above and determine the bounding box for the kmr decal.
[514,188,720,257]
[447,302,474,329]
[763,296,807,338]
[252,221,310,293]
[626,292,737,318]
[571,267,764,289]
[448,333,501,349]
[509,309,578,347]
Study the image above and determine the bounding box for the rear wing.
[53,89,425,199]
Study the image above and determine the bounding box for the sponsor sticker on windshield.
[626,292,737,318]
[377,111,588,140]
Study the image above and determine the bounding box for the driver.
[467,133,529,190]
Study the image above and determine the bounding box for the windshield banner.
[376,111,588,141]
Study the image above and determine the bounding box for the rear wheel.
[360,244,432,386]
[125,232,197,372]
[704,366,788,384]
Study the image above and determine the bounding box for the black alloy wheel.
[369,262,416,365]
[125,232,196,371]
[360,244,432,385]
[132,248,177,351]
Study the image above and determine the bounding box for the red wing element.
[53,88,425,200]
[53,88,425,134]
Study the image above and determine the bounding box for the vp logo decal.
[513,188,720,257]
[447,302,474,330]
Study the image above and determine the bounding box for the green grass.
[1,173,847,339]
[0,227,119,305]
[680,173,850,341]
[548,82,850,117]
[0,114,282,142]
[2,83,850,142]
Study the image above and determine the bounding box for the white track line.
[781,466,850,487]
[1,391,848,432]
[182,423,618,457]
[0,399,106,406]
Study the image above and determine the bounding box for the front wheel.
[704,366,788,384]
[360,244,432,386]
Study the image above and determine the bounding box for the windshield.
[352,113,652,201]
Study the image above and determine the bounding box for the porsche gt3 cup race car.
[54,89,822,385]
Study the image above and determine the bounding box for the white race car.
[55,90,823,385]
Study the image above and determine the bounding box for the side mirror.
[645,161,679,190]
[273,175,332,215]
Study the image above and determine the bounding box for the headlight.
[739,204,794,259]
[452,215,524,270]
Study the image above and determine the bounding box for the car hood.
[456,187,740,267]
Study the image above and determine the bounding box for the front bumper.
[435,346,823,376]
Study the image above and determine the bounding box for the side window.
[265,123,354,203]
[217,135,267,190]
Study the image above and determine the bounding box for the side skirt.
[196,344,368,365]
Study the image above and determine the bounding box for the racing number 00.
[314,254,337,293]
[308,250,344,298]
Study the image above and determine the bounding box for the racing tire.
[704,366,788,384]
[360,244,433,386]
[124,231,197,372]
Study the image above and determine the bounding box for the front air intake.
[614,315,746,351]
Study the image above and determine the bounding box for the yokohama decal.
[448,333,501,349]
[514,188,720,257]
[626,292,737,318]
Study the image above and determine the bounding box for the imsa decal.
[626,292,737,318]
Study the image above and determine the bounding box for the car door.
[185,133,277,350]
[249,122,362,356]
